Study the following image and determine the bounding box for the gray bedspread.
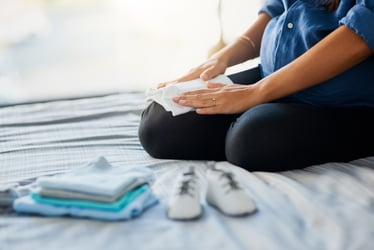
[1,93,373,250]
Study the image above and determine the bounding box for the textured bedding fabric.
[0,93,374,250]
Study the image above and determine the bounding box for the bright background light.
[0,0,262,104]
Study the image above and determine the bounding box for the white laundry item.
[36,156,154,198]
[167,167,202,220]
[146,74,233,116]
[206,168,256,216]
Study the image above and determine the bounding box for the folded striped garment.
[36,156,154,199]
[13,185,158,221]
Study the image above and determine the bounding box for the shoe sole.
[207,202,257,217]
[166,206,204,221]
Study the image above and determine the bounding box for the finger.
[200,65,221,81]
[176,66,210,83]
[178,88,217,96]
[158,69,205,89]
[157,80,177,89]
[207,82,226,88]
[175,95,219,108]
[172,92,204,103]
[177,99,216,108]
[196,106,223,115]
[176,73,200,83]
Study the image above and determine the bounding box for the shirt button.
[287,22,294,29]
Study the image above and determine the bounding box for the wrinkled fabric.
[259,0,374,107]
[146,74,233,116]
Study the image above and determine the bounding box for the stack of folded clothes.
[13,157,158,221]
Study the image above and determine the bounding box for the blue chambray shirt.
[259,0,374,107]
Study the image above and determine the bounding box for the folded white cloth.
[206,166,256,216]
[146,74,233,116]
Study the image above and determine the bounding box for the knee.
[138,102,171,159]
[225,104,287,172]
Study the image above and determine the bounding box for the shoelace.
[214,169,241,194]
[177,168,197,197]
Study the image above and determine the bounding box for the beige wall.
[221,0,264,43]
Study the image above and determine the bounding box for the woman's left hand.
[173,82,261,114]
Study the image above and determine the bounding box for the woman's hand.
[157,57,228,89]
[173,82,262,114]
[157,13,271,89]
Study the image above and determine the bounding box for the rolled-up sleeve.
[340,0,374,50]
[258,0,284,18]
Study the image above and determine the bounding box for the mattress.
[0,92,373,250]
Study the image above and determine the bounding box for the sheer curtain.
[0,0,261,104]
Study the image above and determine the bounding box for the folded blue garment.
[13,186,158,221]
[36,157,154,198]
[32,185,148,212]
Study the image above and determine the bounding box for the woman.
[138,0,374,172]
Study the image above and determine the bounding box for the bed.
[1,92,373,250]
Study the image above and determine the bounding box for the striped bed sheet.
[0,93,373,250]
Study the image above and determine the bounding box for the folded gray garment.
[37,180,144,203]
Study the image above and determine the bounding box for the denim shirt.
[259,0,374,107]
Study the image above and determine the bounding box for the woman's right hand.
[157,57,228,89]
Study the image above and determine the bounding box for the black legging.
[138,67,374,172]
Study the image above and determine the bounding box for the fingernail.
[196,108,203,114]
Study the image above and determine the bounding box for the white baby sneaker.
[167,167,202,220]
[206,168,256,216]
